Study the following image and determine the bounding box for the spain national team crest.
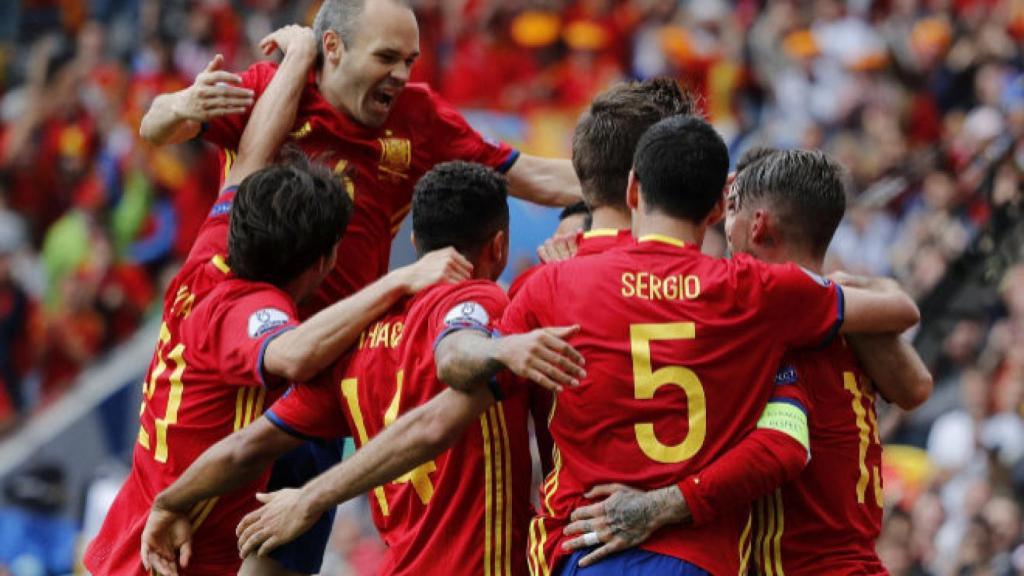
[378,131,412,183]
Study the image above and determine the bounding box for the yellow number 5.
[630,322,706,463]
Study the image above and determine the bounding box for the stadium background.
[0,0,1021,574]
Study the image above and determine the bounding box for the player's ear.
[323,29,344,64]
[626,169,640,210]
[704,195,725,227]
[490,229,507,262]
[409,231,417,251]
[750,210,774,247]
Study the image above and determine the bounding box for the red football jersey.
[500,235,843,576]
[203,63,518,314]
[751,339,886,575]
[84,277,299,576]
[268,280,532,576]
[508,228,633,299]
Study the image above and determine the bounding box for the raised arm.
[506,154,583,207]
[139,53,254,146]
[235,386,494,558]
[224,25,317,187]
[263,248,472,383]
[141,418,302,576]
[847,333,933,409]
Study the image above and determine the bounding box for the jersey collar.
[637,234,687,248]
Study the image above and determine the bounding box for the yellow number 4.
[630,322,706,464]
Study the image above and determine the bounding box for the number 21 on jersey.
[138,322,186,463]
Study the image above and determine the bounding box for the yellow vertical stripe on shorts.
[772,489,785,576]
[738,509,752,575]
[191,496,219,531]
[497,405,513,576]
[762,493,776,576]
[482,410,494,576]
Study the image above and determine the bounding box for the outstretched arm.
[236,386,495,557]
[848,333,932,409]
[434,325,586,393]
[836,274,921,335]
[506,155,583,207]
[141,418,302,576]
[263,248,472,383]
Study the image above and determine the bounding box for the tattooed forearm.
[605,486,690,544]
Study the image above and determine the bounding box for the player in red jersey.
[87,28,472,576]
[137,161,586,575]
[140,0,582,317]
[558,150,932,574]
[495,116,922,576]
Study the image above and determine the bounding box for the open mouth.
[371,86,400,111]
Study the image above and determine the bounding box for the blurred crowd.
[0,0,1023,574]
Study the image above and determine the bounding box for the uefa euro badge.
[332,159,357,200]
[378,131,412,183]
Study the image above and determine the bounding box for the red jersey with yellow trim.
[508,228,632,299]
[84,190,300,575]
[500,235,844,576]
[268,280,532,576]
[203,63,518,315]
[752,339,885,576]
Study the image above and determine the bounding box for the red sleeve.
[265,370,351,440]
[214,288,299,389]
[678,361,812,526]
[201,62,276,151]
[424,87,520,172]
[748,257,844,349]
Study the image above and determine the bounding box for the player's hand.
[174,54,254,122]
[140,505,193,576]
[537,232,579,264]
[562,484,687,567]
[258,25,317,59]
[494,326,585,392]
[399,247,474,294]
[236,489,318,558]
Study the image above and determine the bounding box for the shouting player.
[140,161,586,576]
[140,0,581,316]
[558,149,932,574]
[87,27,471,576]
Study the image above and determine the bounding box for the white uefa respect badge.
[443,301,490,328]
[248,308,290,338]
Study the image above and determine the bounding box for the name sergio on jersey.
[358,320,405,350]
[621,272,702,302]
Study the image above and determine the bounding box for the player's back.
[752,338,886,575]
[85,277,298,575]
[504,236,843,575]
[341,280,532,576]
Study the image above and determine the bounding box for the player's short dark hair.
[632,115,729,223]
[559,200,592,231]
[572,78,697,211]
[412,161,509,258]
[228,153,352,286]
[735,146,780,174]
[733,149,847,258]
[313,0,413,53]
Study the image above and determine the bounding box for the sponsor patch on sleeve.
[443,301,490,330]
[248,308,291,339]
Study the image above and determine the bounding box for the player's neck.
[316,69,353,120]
[632,214,703,247]
[764,247,824,275]
[589,206,631,231]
